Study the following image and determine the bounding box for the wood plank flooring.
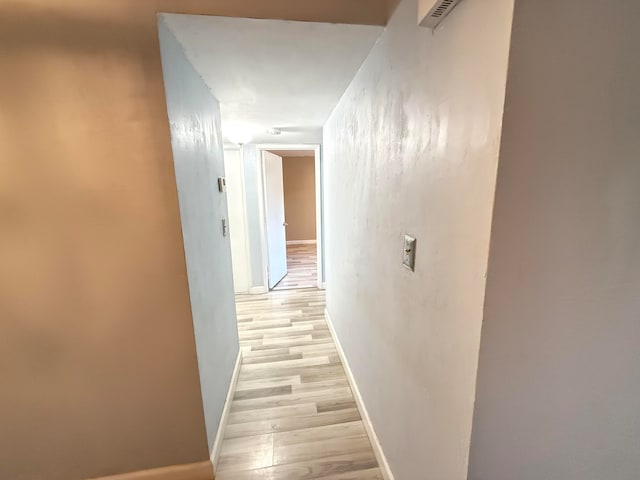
[272,244,318,291]
[217,288,381,480]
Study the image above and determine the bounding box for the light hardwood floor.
[272,244,318,291]
[217,288,381,480]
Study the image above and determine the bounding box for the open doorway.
[263,148,319,290]
[259,145,323,291]
[223,144,324,295]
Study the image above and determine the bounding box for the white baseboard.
[249,286,268,294]
[210,350,242,472]
[91,461,213,480]
[324,309,395,480]
[286,240,317,245]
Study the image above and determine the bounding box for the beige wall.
[468,1,640,479]
[0,2,388,480]
[282,156,317,242]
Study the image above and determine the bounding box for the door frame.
[223,145,252,294]
[261,150,288,289]
[257,144,325,290]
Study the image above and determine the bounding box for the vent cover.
[419,0,463,29]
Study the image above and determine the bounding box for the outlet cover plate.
[403,235,416,271]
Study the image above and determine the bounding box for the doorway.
[263,148,319,290]
[224,144,324,294]
[260,145,323,291]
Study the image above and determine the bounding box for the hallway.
[272,244,318,291]
[217,289,381,479]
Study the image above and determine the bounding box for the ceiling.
[162,14,383,144]
[268,150,315,157]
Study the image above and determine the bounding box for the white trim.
[256,143,325,290]
[324,309,395,480]
[90,461,213,480]
[210,350,242,471]
[321,281,327,290]
[224,146,252,294]
[286,240,317,245]
[256,143,319,150]
[238,146,252,294]
[257,151,270,290]
[313,144,324,289]
[249,286,269,295]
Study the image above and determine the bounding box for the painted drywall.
[224,148,251,293]
[0,2,393,478]
[0,4,212,480]
[283,157,317,241]
[159,19,240,456]
[228,149,320,290]
[162,14,383,145]
[240,144,268,290]
[322,0,514,477]
[418,0,439,23]
[268,150,316,158]
[468,2,640,479]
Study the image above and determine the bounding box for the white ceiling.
[162,14,383,145]
[268,150,315,157]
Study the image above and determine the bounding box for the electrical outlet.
[403,235,416,271]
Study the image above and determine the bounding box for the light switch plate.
[403,235,416,271]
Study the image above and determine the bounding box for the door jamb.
[256,144,324,290]
[224,145,252,294]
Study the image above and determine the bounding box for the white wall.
[158,19,240,454]
[322,0,514,477]
[468,1,640,479]
[240,144,268,291]
[224,148,250,293]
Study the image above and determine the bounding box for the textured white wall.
[158,20,239,454]
[323,0,513,477]
[224,148,250,293]
[468,1,640,479]
[240,144,268,290]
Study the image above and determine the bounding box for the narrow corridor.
[272,244,318,291]
[216,289,381,479]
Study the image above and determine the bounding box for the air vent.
[419,0,463,29]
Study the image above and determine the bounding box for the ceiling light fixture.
[223,122,255,145]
